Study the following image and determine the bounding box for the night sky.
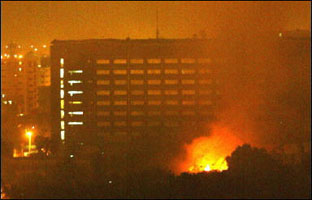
[1,1,310,54]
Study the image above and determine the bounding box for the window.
[147,59,161,64]
[114,80,127,85]
[60,58,64,66]
[165,90,178,95]
[114,90,127,95]
[60,90,64,98]
[68,91,83,96]
[97,90,110,96]
[182,100,195,105]
[182,90,195,95]
[130,69,144,74]
[199,100,212,105]
[60,131,65,140]
[114,121,127,126]
[132,121,144,127]
[97,111,110,116]
[61,121,65,129]
[97,101,110,106]
[60,100,64,109]
[198,58,211,64]
[96,80,110,85]
[148,100,161,105]
[113,70,127,75]
[96,70,110,75]
[148,80,161,85]
[182,111,195,116]
[199,69,211,74]
[165,69,178,74]
[114,59,127,64]
[113,111,127,116]
[131,111,144,116]
[114,101,127,105]
[166,100,178,105]
[69,101,82,104]
[147,69,161,74]
[60,80,64,88]
[199,90,212,95]
[182,79,195,84]
[130,59,144,64]
[181,69,195,74]
[68,122,83,125]
[131,100,144,105]
[97,121,111,127]
[148,90,161,95]
[130,80,144,85]
[96,59,110,64]
[164,58,178,64]
[131,90,144,95]
[60,69,64,78]
[68,70,83,75]
[68,111,83,116]
[148,121,161,126]
[199,79,212,84]
[61,110,65,119]
[165,80,178,85]
[181,58,195,64]
[148,111,161,116]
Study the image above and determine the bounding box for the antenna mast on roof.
[156,8,159,39]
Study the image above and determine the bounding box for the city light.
[18,55,23,59]
[34,48,38,51]
[43,44,47,48]
[26,130,33,155]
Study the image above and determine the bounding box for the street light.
[26,131,33,155]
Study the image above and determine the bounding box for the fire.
[177,124,243,174]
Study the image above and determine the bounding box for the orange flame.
[177,124,243,174]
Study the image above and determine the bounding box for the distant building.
[50,38,218,154]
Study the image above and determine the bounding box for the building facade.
[50,39,218,153]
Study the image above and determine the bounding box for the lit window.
[131,90,144,95]
[68,111,83,116]
[165,69,178,74]
[97,121,111,127]
[60,100,64,109]
[130,59,144,64]
[147,59,161,64]
[147,69,161,74]
[60,131,65,140]
[182,100,195,105]
[199,79,212,84]
[96,59,110,64]
[165,80,178,85]
[148,80,161,85]
[96,70,110,75]
[97,101,110,106]
[132,121,144,127]
[97,80,110,85]
[114,121,127,126]
[199,69,211,74]
[19,61,22,65]
[60,58,64,66]
[68,80,82,86]
[130,69,144,74]
[114,101,127,105]
[148,111,161,116]
[68,122,83,125]
[113,70,127,75]
[60,89,65,98]
[68,70,83,75]
[181,69,195,74]
[113,59,127,64]
[113,111,126,116]
[198,58,211,64]
[148,100,161,105]
[182,80,195,84]
[68,101,82,104]
[199,100,212,105]
[114,80,127,85]
[182,90,195,95]
[166,100,178,105]
[199,90,212,95]
[60,69,64,78]
[130,80,144,85]
[68,91,83,96]
[165,90,178,95]
[148,90,161,95]
[164,58,178,63]
[131,100,144,105]
[18,68,22,72]
[114,90,127,95]
[60,80,64,88]
[97,90,110,96]
[61,110,65,118]
[61,121,65,129]
[131,111,144,116]
[97,111,110,116]
[181,58,195,64]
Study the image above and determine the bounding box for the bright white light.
[70,154,74,158]
[18,55,23,59]
[2,94,5,98]
[68,111,83,116]
[60,90,64,98]
[68,91,83,96]
[68,80,82,86]
[68,70,83,75]
[60,69,64,78]
[43,45,47,48]
[8,100,12,104]
[30,45,34,48]
[34,48,38,52]
[60,58,64,66]
[61,130,65,140]
[37,64,41,68]
[68,122,83,125]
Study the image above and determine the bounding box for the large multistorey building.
[50,39,218,151]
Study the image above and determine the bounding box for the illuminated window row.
[95,69,210,75]
[95,58,210,64]
[95,100,212,106]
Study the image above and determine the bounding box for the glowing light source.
[43,45,47,48]
[34,48,38,52]
[18,55,23,59]
[279,32,283,37]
